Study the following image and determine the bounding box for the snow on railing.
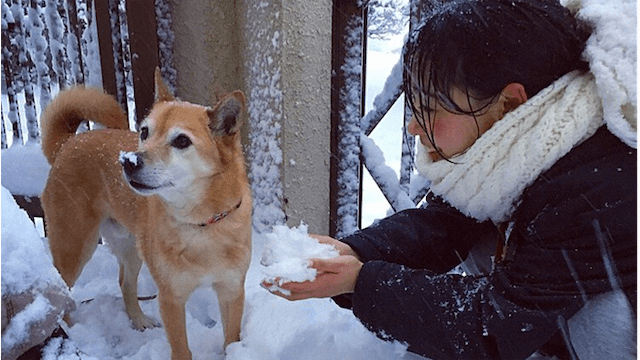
[1,0,176,149]
[359,55,429,214]
[334,16,365,238]
[1,0,176,231]
[2,0,102,148]
[361,57,403,137]
[357,0,437,221]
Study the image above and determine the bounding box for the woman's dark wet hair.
[403,0,591,160]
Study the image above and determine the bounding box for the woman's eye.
[172,134,192,149]
[140,127,149,141]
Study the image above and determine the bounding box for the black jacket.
[336,127,636,359]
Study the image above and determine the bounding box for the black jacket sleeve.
[340,201,497,273]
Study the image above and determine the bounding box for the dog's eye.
[140,127,149,141]
[172,134,192,149]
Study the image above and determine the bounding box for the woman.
[266,0,636,358]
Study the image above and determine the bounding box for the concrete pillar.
[169,0,333,235]
[279,1,333,234]
[168,1,244,104]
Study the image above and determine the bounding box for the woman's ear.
[500,83,528,114]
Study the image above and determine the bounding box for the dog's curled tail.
[41,86,128,165]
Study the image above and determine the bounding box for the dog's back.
[41,88,140,286]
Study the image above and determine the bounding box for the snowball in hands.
[261,224,339,295]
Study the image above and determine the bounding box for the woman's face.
[407,88,505,161]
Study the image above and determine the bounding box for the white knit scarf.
[415,71,604,223]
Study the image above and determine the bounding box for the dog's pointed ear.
[154,67,174,103]
[207,90,246,136]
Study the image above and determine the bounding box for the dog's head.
[120,68,246,204]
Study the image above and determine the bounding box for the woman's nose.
[407,116,425,136]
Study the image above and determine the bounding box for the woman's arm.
[341,202,497,273]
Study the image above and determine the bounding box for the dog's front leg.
[158,293,192,360]
[214,275,246,349]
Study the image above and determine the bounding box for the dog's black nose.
[121,153,143,175]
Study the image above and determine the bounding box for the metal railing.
[329,0,436,238]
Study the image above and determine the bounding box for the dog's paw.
[131,313,160,330]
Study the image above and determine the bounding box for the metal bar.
[361,136,415,213]
[361,57,403,136]
[94,0,117,97]
[125,0,158,126]
[330,0,366,238]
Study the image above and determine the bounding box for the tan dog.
[41,69,252,360]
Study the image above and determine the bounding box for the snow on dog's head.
[261,223,339,295]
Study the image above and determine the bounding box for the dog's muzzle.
[120,152,143,176]
[119,151,155,192]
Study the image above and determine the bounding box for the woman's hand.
[309,234,360,259]
[263,255,363,301]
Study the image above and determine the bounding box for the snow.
[361,32,412,227]
[245,1,286,232]
[360,135,415,212]
[1,142,50,197]
[334,17,366,238]
[119,151,138,166]
[1,293,52,350]
[1,187,63,295]
[261,224,339,294]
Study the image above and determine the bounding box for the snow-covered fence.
[1,0,176,229]
[330,0,434,237]
[330,1,367,238]
[1,0,176,149]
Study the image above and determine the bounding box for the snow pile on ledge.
[1,186,73,357]
[1,144,50,197]
[1,187,63,295]
[261,224,339,294]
